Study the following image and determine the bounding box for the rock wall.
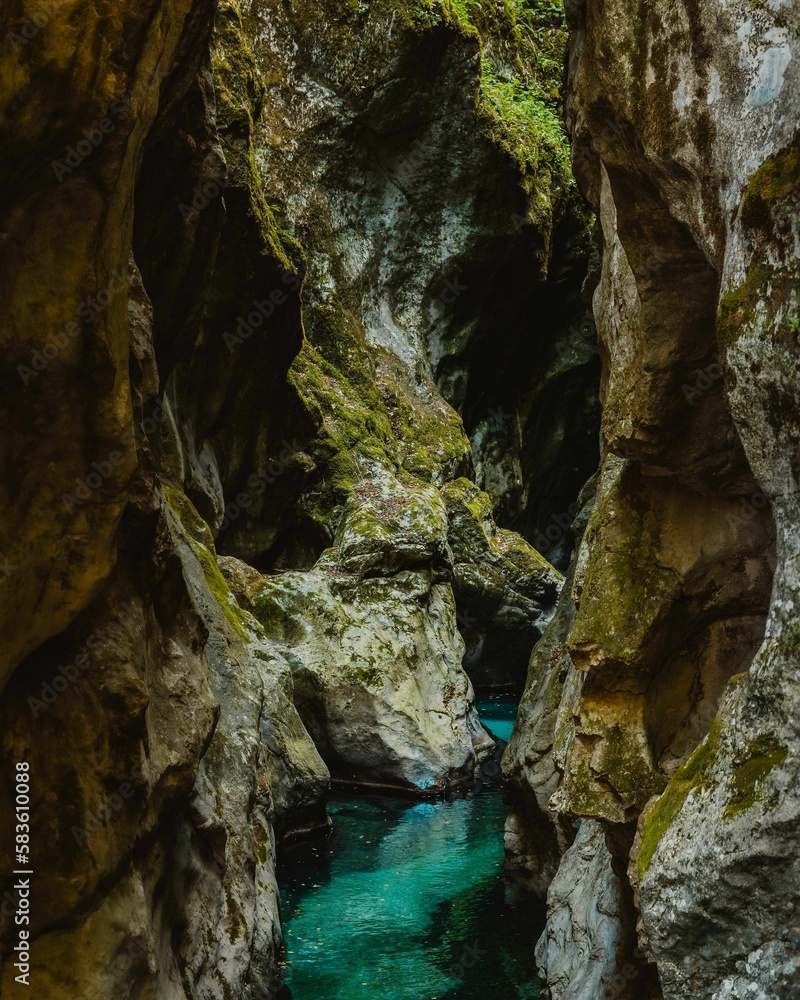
[505,0,800,997]
[0,0,595,995]
[4,0,791,994]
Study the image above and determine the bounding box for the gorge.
[0,0,798,998]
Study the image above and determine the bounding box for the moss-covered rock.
[231,555,493,794]
[443,478,561,686]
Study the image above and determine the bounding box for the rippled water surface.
[277,697,544,1000]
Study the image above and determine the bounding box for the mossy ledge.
[164,482,255,642]
[638,717,790,877]
[637,717,723,878]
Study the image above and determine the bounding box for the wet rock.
[0,492,328,997]
[502,475,597,893]
[508,0,800,997]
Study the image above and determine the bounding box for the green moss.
[637,716,722,877]
[286,0,582,242]
[189,538,253,642]
[443,477,560,580]
[496,525,561,578]
[478,0,582,237]
[248,581,312,646]
[162,483,255,642]
[602,721,666,802]
[342,658,383,686]
[288,334,396,525]
[718,137,800,352]
[771,622,800,656]
[716,262,772,351]
[638,718,790,876]
[479,59,568,180]
[212,0,304,277]
[374,347,470,481]
[568,468,674,670]
[287,295,471,530]
[716,262,800,354]
[162,482,215,547]
[163,483,255,641]
[725,737,788,817]
[315,0,513,37]
[739,136,800,234]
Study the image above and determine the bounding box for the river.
[277,696,544,999]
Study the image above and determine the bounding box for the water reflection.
[277,698,543,1000]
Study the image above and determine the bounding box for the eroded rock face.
[535,821,654,1000]
[503,474,597,894]
[444,478,562,688]
[0,0,213,691]
[223,474,493,793]
[1,0,582,995]
[0,492,329,997]
[189,0,601,572]
[507,1,800,998]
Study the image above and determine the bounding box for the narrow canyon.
[0,0,798,997]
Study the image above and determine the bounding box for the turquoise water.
[277,697,543,1000]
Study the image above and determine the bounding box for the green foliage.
[480,69,571,184]
[477,0,583,234]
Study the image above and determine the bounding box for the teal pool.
[277,697,543,1000]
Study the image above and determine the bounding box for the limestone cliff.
[505,1,800,997]
[0,0,591,995]
[2,0,797,996]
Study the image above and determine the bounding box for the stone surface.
[0,0,213,691]
[1,3,580,994]
[6,0,798,995]
[535,821,649,1000]
[443,478,562,688]
[507,1,800,998]
[503,474,597,893]
[0,492,329,997]
[226,472,494,793]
